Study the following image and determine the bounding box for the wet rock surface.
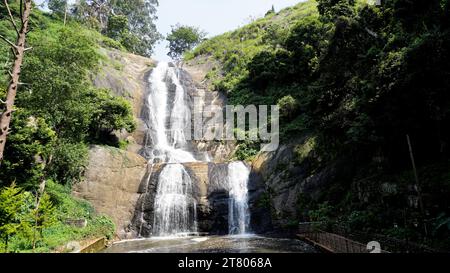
[130,162,272,237]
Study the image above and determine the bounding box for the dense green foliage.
[70,0,161,57]
[1,181,115,253]
[0,184,32,252]
[0,2,131,252]
[189,0,450,250]
[1,4,136,189]
[0,110,56,190]
[166,24,206,60]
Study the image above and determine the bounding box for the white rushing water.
[146,62,198,236]
[153,164,197,236]
[146,62,196,164]
[228,162,251,235]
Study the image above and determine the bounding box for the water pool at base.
[101,235,318,253]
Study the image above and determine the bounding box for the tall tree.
[47,0,69,25]
[0,183,29,252]
[166,24,206,61]
[72,0,161,57]
[31,192,56,252]
[72,0,110,29]
[109,0,160,56]
[0,0,33,164]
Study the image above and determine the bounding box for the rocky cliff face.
[73,146,147,236]
[72,49,154,238]
[251,137,339,228]
[180,64,237,162]
[92,48,155,154]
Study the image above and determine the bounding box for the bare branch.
[4,0,20,37]
[10,47,17,56]
[24,47,33,52]
[0,34,18,50]
[365,27,379,39]
[20,0,24,24]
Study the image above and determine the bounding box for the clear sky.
[153,0,304,61]
[34,0,306,61]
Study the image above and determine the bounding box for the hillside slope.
[185,0,318,96]
[185,0,450,251]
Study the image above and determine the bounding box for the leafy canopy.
[72,0,161,57]
[166,24,206,60]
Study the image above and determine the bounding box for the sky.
[34,0,305,61]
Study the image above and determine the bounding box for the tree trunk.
[32,176,47,252]
[32,213,37,252]
[4,236,8,253]
[0,0,33,164]
[64,1,68,26]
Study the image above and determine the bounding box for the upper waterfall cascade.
[143,62,197,164]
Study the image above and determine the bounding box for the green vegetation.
[186,0,321,159]
[166,24,206,61]
[0,183,32,252]
[0,2,131,252]
[232,138,260,161]
[2,181,114,253]
[66,0,160,57]
[186,0,319,101]
[189,0,450,250]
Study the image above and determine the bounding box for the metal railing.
[298,222,377,253]
[298,222,438,253]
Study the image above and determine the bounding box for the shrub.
[277,95,300,120]
[48,142,89,185]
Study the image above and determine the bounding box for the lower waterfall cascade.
[135,62,251,237]
[227,162,251,235]
[152,164,197,236]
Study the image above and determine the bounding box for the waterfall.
[227,162,251,235]
[144,62,198,237]
[137,62,252,237]
[144,62,196,164]
[152,164,197,236]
